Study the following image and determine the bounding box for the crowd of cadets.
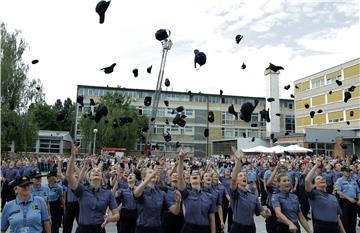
[1,145,360,233]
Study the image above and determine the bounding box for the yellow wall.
[346,108,360,120]
[302,81,310,91]
[327,90,342,103]
[328,111,343,120]
[296,116,311,126]
[327,70,341,78]
[344,64,360,78]
[351,86,360,98]
[313,114,326,124]
[311,95,325,106]
[295,100,303,109]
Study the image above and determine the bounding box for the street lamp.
[145,29,173,156]
[93,128,98,155]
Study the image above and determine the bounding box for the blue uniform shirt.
[63,179,78,203]
[74,183,117,225]
[247,169,257,184]
[334,171,342,182]
[2,167,19,182]
[117,187,136,210]
[231,188,263,225]
[48,182,63,202]
[272,191,300,223]
[212,183,227,204]
[306,189,341,223]
[220,177,231,196]
[335,176,360,199]
[322,171,335,186]
[202,185,222,212]
[181,187,216,225]
[32,186,50,202]
[1,194,49,233]
[134,186,174,227]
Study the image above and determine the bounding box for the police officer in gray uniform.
[1,175,51,233]
[305,159,345,233]
[66,144,120,233]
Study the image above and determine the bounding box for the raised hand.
[231,146,242,160]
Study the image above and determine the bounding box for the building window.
[184,126,194,135]
[222,112,236,124]
[326,75,342,85]
[154,125,165,134]
[328,118,344,123]
[234,128,246,137]
[251,113,258,122]
[185,109,194,117]
[311,79,324,89]
[285,115,295,132]
[157,108,165,117]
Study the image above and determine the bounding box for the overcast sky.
[1,0,359,104]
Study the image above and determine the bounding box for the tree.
[1,23,41,153]
[79,92,147,153]
[29,102,58,130]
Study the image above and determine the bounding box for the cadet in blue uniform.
[133,166,181,233]
[295,162,311,220]
[66,144,120,233]
[113,172,137,233]
[162,171,184,233]
[220,168,233,231]
[31,170,51,218]
[305,160,345,233]
[1,160,19,209]
[47,170,64,233]
[1,175,51,233]
[335,166,360,233]
[202,171,224,233]
[178,149,216,233]
[229,147,271,233]
[322,164,335,194]
[272,174,312,233]
[264,162,280,233]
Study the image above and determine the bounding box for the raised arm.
[177,149,186,192]
[266,164,279,187]
[231,146,242,191]
[56,158,65,181]
[305,159,320,192]
[133,167,158,198]
[78,157,90,183]
[66,144,79,191]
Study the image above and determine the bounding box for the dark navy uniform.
[335,176,360,233]
[48,182,63,233]
[1,194,50,233]
[116,187,137,233]
[230,188,263,233]
[62,179,79,233]
[180,187,216,233]
[272,191,301,233]
[1,167,19,208]
[307,189,342,233]
[161,185,184,233]
[220,176,233,230]
[134,186,174,233]
[74,183,118,233]
[296,173,310,219]
[322,170,335,194]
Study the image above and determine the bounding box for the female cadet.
[272,174,312,233]
[177,148,216,233]
[133,165,181,233]
[322,164,335,194]
[305,160,345,233]
[47,170,64,233]
[1,175,51,233]
[112,171,137,233]
[335,166,360,233]
[229,146,271,233]
[66,144,120,233]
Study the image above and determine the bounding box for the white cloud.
[0,0,359,105]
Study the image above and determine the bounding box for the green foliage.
[1,23,43,153]
[79,92,147,153]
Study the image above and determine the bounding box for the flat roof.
[77,84,293,101]
[295,57,360,84]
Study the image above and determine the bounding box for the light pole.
[93,128,98,155]
[145,29,173,156]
